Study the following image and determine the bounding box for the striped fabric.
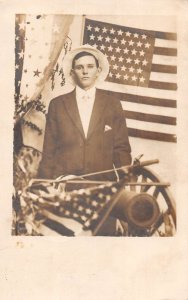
[83,18,177,143]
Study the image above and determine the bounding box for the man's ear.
[96,67,102,78]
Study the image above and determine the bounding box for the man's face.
[71,55,101,90]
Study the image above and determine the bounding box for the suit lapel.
[63,89,85,138]
[87,89,108,139]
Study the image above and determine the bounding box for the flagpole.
[80,14,86,45]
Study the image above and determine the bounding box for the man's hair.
[72,51,99,69]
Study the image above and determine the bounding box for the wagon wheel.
[118,166,176,237]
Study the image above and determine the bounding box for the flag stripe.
[153,47,177,56]
[151,64,177,74]
[155,38,177,48]
[155,31,177,40]
[124,111,176,125]
[148,81,177,90]
[128,128,177,143]
[127,119,176,134]
[43,218,74,236]
[152,54,177,66]
[150,72,177,83]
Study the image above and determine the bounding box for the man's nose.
[83,66,88,74]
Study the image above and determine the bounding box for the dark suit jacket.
[38,88,132,181]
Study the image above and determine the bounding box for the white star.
[108,45,113,51]
[102,27,107,33]
[139,50,145,56]
[110,55,116,61]
[142,34,147,39]
[137,68,143,74]
[137,41,143,47]
[134,58,140,64]
[115,73,121,79]
[113,37,118,43]
[145,42,151,48]
[110,28,115,34]
[18,21,25,30]
[15,35,19,41]
[15,64,19,69]
[92,43,97,48]
[112,64,118,70]
[128,40,134,46]
[117,29,123,35]
[90,34,95,40]
[126,57,132,63]
[123,48,129,54]
[92,201,98,207]
[132,75,137,81]
[121,66,126,71]
[118,56,123,62]
[18,50,24,59]
[105,36,111,42]
[131,49,137,55]
[53,24,60,33]
[100,44,105,50]
[125,31,131,37]
[134,33,139,38]
[86,208,92,214]
[121,38,126,45]
[124,74,129,80]
[142,59,148,66]
[129,66,135,72]
[94,26,100,32]
[115,46,121,53]
[109,72,113,77]
[87,25,92,31]
[18,81,21,86]
[97,35,103,41]
[140,76,145,82]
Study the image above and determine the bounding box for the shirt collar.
[76,86,96,99]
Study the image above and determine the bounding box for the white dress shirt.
[76,86,96,137]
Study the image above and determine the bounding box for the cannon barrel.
[112,189,160,229]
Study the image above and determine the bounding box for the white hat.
[62,44,109,86]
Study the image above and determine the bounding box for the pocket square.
[104,125,112,132]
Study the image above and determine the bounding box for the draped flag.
[83,18,177,143]
[27,179,126,236]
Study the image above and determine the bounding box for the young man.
[38,45,132,181]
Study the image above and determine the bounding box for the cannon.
[13,156,176,237]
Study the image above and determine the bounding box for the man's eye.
[75,66,82,70]
[88,65,94,68]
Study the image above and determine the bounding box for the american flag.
[28,178,126,236]
[83,18,177,143]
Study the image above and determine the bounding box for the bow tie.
[82,94,90,101]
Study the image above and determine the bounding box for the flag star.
[145,42,151,48]
[33,69,41,77]
[128,40,134,46]
[140,76,145,82]
[113,37,118,43]
[131,49,137,55]
[129,66,135,72]
[134,33,139,38]
[110,28,115,34]
[115,73,121,79]
[132,75,137,81]
[123,48,129,54]
[105,36,111,42]
[102,27,107,33]
[78,206,84,211]
[134,58,140,64]
[15,64,19,70]
[100,44,105,50]
[81,215,87,221]
[118,56,123,62]
[53,24,60,33]
[73,213,78,218]
[18,21,25,30]
[110,55,116,61]
[92,201,98,207]
[117,29,123,35]
[142,34,147,39]
[87,24,92,31]
[137,41,143,47]
[115,46,121,53]
[142,59,148,66]
[97,35,103,41]
[106,195,111,201]
[121,38,126,45]
[112,64,118,70]
[65,210,70,215]
[15,35,19,41]
[18,81,21,86]
[121,65,126,71]
[94,26,100,32]
[92,43,98,48]
[86,208,92,214]
[90,34,95,40]
[18,50,24,59]
[108,45,113,51]
[111,187,117,193]
[126,57,132,63]
[139,50,145,56]
[125,31,131,37]
[92,212,98,219]
[137,68,143,74]
[109,72,113,77]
